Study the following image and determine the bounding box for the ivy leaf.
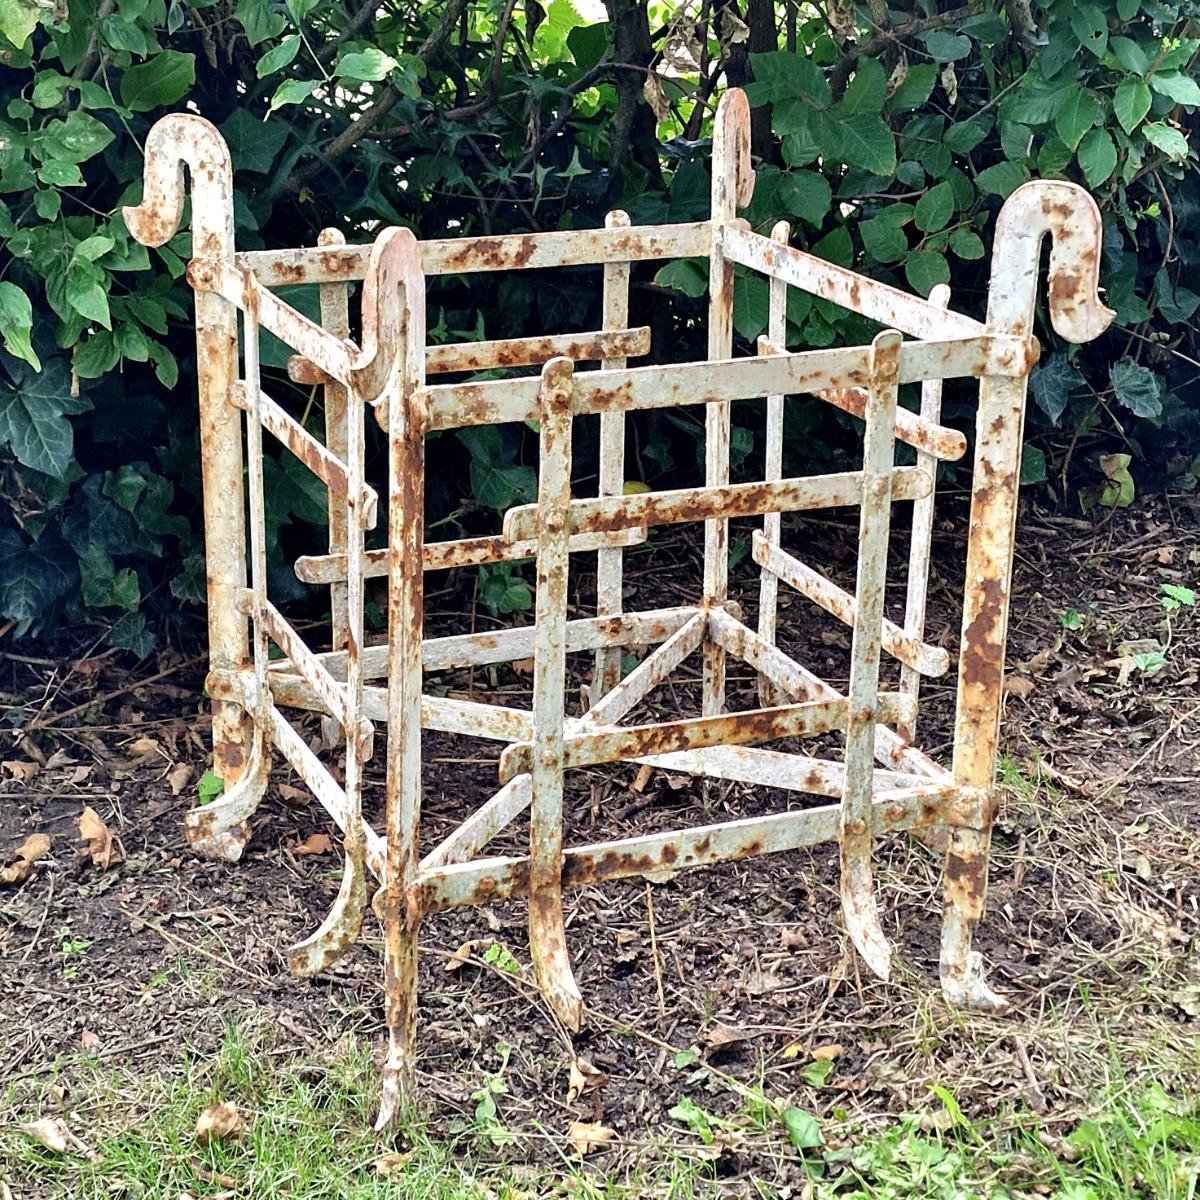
[1030,353,1083,425]
[0,358,84,479]
[1020,443,1047,485]
[1055,89,1099,151]
[221,109,289,173]
[905,249,950,296]
[1109,357,1161,418]
[1113,79,1151,135]
[914,181,954,233]
[776,170,831,226]
[120,50,195,111]
[0,281,40,370]
[1142,122,1189,160]
[0,529,75,624]
[1077,127,1116,187]
[337,47,397,82]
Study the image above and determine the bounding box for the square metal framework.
[126,90,1113,1125]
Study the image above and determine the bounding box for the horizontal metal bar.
[265,702,386,879]
[420,775,531,870]
[705,607,945,778]
[419,782,960,912]
[723,224,987,341]
[286,328,652,386]
[422,335,1036,431]
[294,526,647,585]
[499,693,917,781]
[503,466,931,542]
[757,337,966,462]
[633,745,929,795]
[235,221,713,286]
[231,383,377,529]
[752,533,948,677]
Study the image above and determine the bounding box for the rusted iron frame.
[418,334,1036,432]
[235,221,713,286]
[229,381,378,528]
[755,337,966,462]
[500,692,916,781]
[593,210,633,704]
[419,782,965,914]
[289,327,651,385]
[293,525,647,585]
[756,219,791,708]
[421,775,533,870]
[839,330,902,980]
[502,465,931,541]
[898,283,951,744]
[941,180,1114,1010]
[751,534,948,677]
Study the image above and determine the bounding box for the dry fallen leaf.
[1,833,51,886]
[195,1101,244,1146]
[80,1029,102,1051]
[444,939,481,974]
[68,764,94,786]
[810,1043,843,1062]
[1004,675,1035,700]
[566,1057,608,1104]
[277,783,310,807]
[292,832,333,857]
[129,735,161,759]
[567,1120,615,1156]
[2,760,40,784]
[19,1116,97,1159]
[703,1024,749,1053]
[373,1151,414,1176]
[781,1041,805,1060]
[78,806,121,870]
[167,762,193,796]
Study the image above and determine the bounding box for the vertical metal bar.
[528,357,584,1030]
[756,219,791,707]
[241,289,269,708]
[319,227,352,652]
[592,210,632,705]
[897,283,950,744]
[840,329,902,981]
[378,229,428,1128]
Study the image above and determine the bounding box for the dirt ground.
[2,495,1199,1189]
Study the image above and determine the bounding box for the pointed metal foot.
[183,733,269,862]
[941,949,1007,1012]
[841,880,893,981]
[375,1057,406,1131]
[287,838,368,976]
[529,889,583,1031]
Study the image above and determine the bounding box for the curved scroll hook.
[350,226,426,403]
[712,87,756,214]
[988,180,1114,344]
[122,114,235,259]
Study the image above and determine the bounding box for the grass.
[2,1021,1197,1199]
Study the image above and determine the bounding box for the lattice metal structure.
[125,90,1112,1125]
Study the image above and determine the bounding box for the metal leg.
[528,358,584,1030]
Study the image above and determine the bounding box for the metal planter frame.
[125,89,1113,1125]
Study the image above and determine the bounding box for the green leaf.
[0,0,43,46]
[859,214,908,264]
[949,228,984,260]
[1055,89,1099,151]
[268,78,321,114]
[922,30,972,61]
[654,259,707,297]
[101,13,147,53]
[781,1107,823,1150]
[1020,443,1047,485]
[914,181,954,233]
[943,115,992,154]
[1077,127,1116,187]
[1109,357,1161,418]
[1114,79,1151,135]
[1109,36,1149,75]
[256,33,300,78]
[747,51,830,106]
[66,262,111,328]
[120,51,196,111]
[0,282,38,370]
[975,160,1029,197]
[811,226,853,268]
[235,0,286,46]
[733,272,769,341]
[1150,72,1200,106]
[1070,5,1108,59]
[0,529,74,623]
[1142,122,1189,160]
[286,0,318,21]
[221,109,289,173]
[198,768,225,805]
[73,234,114,263]
[337,47,397,82]
[819,111,895,176]
[841,57,886,114]
[0,359,79,478]
[1030,353,1083,425]
[776,170,830,226]
[37,159,84,187]
[905,249,950,296]
[888,63,936,111]
[38,111,114,163]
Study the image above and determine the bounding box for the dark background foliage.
[0,0,1196,651]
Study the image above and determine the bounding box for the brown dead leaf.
[19,1116,96,1159]
[567,1120,615,1156]
[277,783,310,807]
[510,657,534,676]
[78,806,121,869]
[129,735,161,759]
[630,763,655,794]
[80,1029,102,1051]
[642,72,670,120]
[1004,675,1035,700]
[292,832,333,857]
[167,762,193,795]
[566,1057,608,1104]
[374,1151,414,1176]
[810,1043,843,1062]
[68,764,94,786]
[44,748,74,771]
[444,939,481,973]
[2,760,40,783]
[195,1101,244,1146]
[744,967,783,996]
[1,833,51,885]
[703,1024,750,1053]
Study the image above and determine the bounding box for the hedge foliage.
[0,0,1196,648]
